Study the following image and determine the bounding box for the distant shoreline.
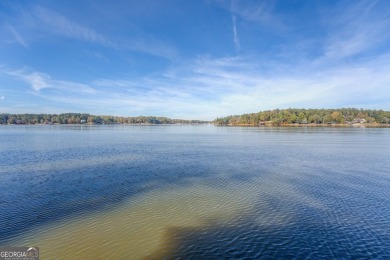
[2,108,390,127]
[2,122,390,128]
[214,108,390,127]
[0,113,209,125]
[215,122,390,128]
[0,122,209,126]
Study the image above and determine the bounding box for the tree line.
[214,108,390,125]
[0,113,208,125]
[2,108,390,126]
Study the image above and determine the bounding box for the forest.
[0,113,208,125]
[2,108,390,126]
[214,108,390,126]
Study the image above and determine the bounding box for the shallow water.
[1,125,390,259]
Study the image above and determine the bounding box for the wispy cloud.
[231,15,240,52]
[1,5,177,59]
[6,24,28,48]
[1,1,389,119]
[229,0,282,30]
[320,0,390,60]
[33,6,109,46]
[0,95,5,100]
[3,68,96,94]
[87,51,390,119]
[32,6,177,59]
[25,72,49,91]
[2,49,390,120]
[3,69,50,91]
[124,36,178,60]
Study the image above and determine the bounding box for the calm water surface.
[1,125,390,259]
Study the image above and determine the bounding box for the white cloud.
[7,24,28,48]
[228,0,283,30]
[25,72,50,91]
[34,6,109,46]
[231,15,240,52]
[86,52,390,119]
[0,96,5,100]
[321,0,390,60]
[2,4,178,60]
[30,6,177,60]
[3,68,96,94]
[2,0,390,120]
[124,36,178,60]
[2,47,390,120]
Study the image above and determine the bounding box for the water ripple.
[1,125,390,259]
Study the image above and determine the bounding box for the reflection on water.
[1,125,390,259]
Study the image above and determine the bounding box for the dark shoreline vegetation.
[0,113,208,125]
[1,108,390,127]
[214,108,390,127]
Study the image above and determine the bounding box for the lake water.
[1,125,390,259]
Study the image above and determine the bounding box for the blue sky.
[0,0,389,120]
